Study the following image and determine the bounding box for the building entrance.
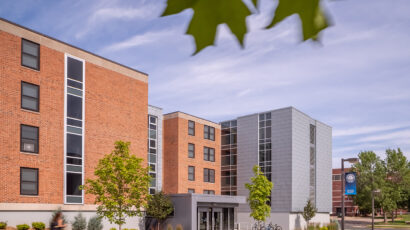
[198,207,235,230]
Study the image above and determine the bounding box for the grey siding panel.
[270,108,293,212]
[237,114,259,213]
[291,109,311,212]
[315,122,332,212]
[148,105,163,192]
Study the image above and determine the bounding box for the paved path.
[332,217,408,230]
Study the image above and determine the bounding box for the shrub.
[87,216,103,230]
[50,207,67,227]
[72,213,87,230]
[319,227,328,230]
[167,224,173,230]
[32,222,46,230]
[327,221,338,230]
[109,228,116,230]
[176,224,183,230]
[16,224,30,230]
[307,223,316,230]
[0,222,6,229]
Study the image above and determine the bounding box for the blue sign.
[345,172,357,195]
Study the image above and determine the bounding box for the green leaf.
[266,0,329,41]
[161,0,251,54]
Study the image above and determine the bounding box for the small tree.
[72,213,87,230]
[146,191,174,230]
[245,165,273,229]
[81,141,151,230]
[302,200,317,225]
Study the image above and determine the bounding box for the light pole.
[341,157,359,230]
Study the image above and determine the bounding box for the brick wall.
[0,30,148,204]
[163,114,221,195]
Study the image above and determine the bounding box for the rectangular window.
[204,125,215,141]
[332,175,341,181]
[21,39,40,70]
[20,167,38,195]
[188,166,195,181]
[188,188,195,193]
[204,168,215,183]
[66,173,82,196]
[21,82,39,112]
[310,125,316,144]
[188,143,195,158]
[188,120,195,136]
[204,190,215,195]
[204,147,215,162]
[20,124,39,153]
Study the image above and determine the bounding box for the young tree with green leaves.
[302,199,317,225]
[245,165,273,229]
[382,148,410,222]
[352,151,384,215]
[81,141,151,230]
[161,0,330,54]
[146,191,174,230]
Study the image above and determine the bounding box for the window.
[21,39,40,70]
[204,168,215,183]
[204,147,215,162]
[67,134,82,157]
[188,143,195,158]
[66,173,82,196]
[310,125,316,144]
[332,175,341,181]
[188,189,195,193]
[188,120,195,136]
[21,82,39,112]
[20,124,39,153]
[204,125,215,141]
[204,190,215,195]
[20,167,38,195]
[188,166,195,181]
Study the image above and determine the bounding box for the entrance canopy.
[163,193,246,230]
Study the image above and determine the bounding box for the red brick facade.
[163,112,221,195]
[0,22,148,205]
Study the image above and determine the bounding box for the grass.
[373,215,410,227]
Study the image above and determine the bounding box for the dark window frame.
[21,81,40,112]
[20,167,39,196]
[204,125,215,141]
[20,124,39,154]
[188,166,195,181]
[21,39,40,71]
[188,120,195,136]
[204,147,215,162]
[188,188,195,193]
[204,168,215,183]
[188,143,195,158]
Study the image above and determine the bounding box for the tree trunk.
[157,221,160,230]
[391,211,395,222]
[384,212,387,223]
[119,224,122,230]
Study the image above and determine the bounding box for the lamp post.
[341,157,359,230]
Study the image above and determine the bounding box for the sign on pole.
[345,172,357,195]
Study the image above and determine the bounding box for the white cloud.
[333,124,408,137]
[356,129,410,143]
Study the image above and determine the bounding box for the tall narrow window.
[309,124,316,206]
[20,167,38,195]
[188,120,195,136]
[21,82,39,111]
[148,115,158,195]
[188,166,195,181]
[21,39,40,70]
[20,124,39,153]
[188,143,195,158]
[65,55,84,204]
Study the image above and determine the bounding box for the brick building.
[332,168,358,216]
[162,112,221,195]
[0,18,148,228]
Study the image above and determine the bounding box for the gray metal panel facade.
[148,105,163,192]
[237,114,259,212]
[290,108,312,212]
[270,108,293,212]
[315,121,332,212]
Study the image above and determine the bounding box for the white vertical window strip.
[148,115,158,195]
[64,54,85,204]
[309,124,316,206]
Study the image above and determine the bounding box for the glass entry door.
[198,208,222,230]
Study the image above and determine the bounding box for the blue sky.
[1,0,409,167]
